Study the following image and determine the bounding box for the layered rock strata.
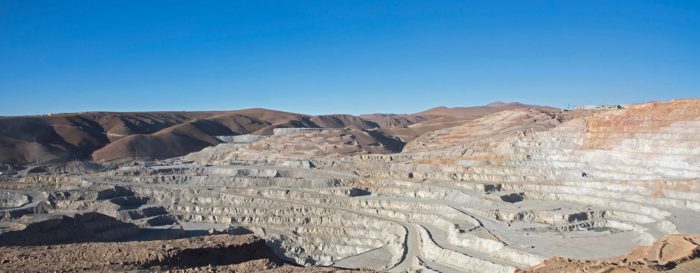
[1,99,699,273]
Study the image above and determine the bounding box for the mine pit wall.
[417,225,516,273]
[1,175,91,191]
[401,102,700,238]
[328,156,697,254]
[131,186,406,268]
[127,178,545,269]
[445,226,544,267]
[126,156,696,269]
[386,102,700,183]
[96,166,352,188]
[359,173,683,244]
[5,153,698,271]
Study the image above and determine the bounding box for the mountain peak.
[486,101,508,107]
[486,101,529,107]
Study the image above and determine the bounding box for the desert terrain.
[1,100,699,272]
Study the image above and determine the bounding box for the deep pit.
[1,100,699,272]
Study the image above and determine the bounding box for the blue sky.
[0,1,698,115]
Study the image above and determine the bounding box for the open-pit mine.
[1,100,699,272]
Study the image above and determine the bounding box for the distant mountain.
[0,109,380,164]
[360,102,559,143]
[485,101,508,107]
[0,102,558,165]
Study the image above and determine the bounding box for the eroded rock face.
[1,99,699,273]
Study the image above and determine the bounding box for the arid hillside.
[403,108,564,152]
[0,109,382,164]
[1,102,555,165]
[361,102,558,143]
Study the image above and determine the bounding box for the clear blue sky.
[0,1,698,116]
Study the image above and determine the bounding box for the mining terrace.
[1,100,699,272]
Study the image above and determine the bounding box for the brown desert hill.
[91,112,281,162]
[359,113,429,128]
[411,101,557,123]
[0,111,219,165]
[309,114,380,130]
[0,112,203,164]
[92,110,383,162]
[91,122,221,162]
[403,108,564,152]
[1,102,558,164]
[0,108,386,164]
[361,102,559,143]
